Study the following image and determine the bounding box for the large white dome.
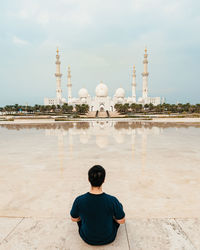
[115,88,125,98]
[95,82,108,97]
[78,88,88,98]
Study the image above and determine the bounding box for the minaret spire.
[67,65,72,103]
[132,65,136,103]
[142,47,149,99]
[55,48,62,103]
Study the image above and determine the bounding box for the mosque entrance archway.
[99,104,105,112]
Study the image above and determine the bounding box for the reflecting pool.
[0,121,200,218]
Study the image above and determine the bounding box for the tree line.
[0,103,200,115]
[114,103,200,114]
[0,103,89,115]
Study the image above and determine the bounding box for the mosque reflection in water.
[43,121,163,171]
[1,121,199,172]
[1,121,164,157]
[43,121,163,150]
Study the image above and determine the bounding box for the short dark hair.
[88,165,106,187]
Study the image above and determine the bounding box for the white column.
[132,65,136,103]
[67,66,72,103]
[55,48,62,102]
[142,48,149,99]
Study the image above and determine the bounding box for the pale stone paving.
[0,122,200,249]
[0,218,199,249]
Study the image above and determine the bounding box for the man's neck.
[89,186,103,194]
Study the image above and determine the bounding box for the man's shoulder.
[104,193,119,201]
[74,192,119,203]
[73,192,88,202]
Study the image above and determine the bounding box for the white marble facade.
[44,48,164,110]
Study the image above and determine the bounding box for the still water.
[0,121,200,218]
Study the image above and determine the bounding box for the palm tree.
[135,104,143,113]
[130,103,137,112]
[34,104,40,113]
[62,103,73,113]
[76,104,89,114]
[4,105,13,114]
[195,104,200,113]
[120,104,129,114]
[39,105,46,113]
[114,104,129,114]
[114,104,122,112]
[14,104,19,112]
[51,105,56,112]
[149,103,154,111]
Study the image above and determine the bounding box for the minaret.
[55,48,62,102]
[132,65,136,103]
[142,47,149,99]
[67,66,72,103]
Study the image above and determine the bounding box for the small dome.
[95,82,108,97]
[117,97,123,103]
[80,97,87,103]
[127,97,133,103]
[115,88,125,98]
[72,97,77,102]
[78,88,88,98]
[61,98,67,103]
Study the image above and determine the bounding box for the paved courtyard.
[0,121,200,249]
[0,218,199,249]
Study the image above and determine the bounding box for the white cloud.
[18,8,50,26]
[18,9,29,19]
[1,0,200,104]
[13,36,29,45]
[37,11,50,25]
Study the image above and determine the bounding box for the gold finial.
[145,47,147,53]
[68,66,71,78]
[133,65,136,74]
[56,47,59,54]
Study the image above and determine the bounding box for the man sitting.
[70,165,125,245]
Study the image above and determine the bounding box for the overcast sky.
[0,0,200,106]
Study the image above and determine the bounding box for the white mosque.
[44,48,164,111]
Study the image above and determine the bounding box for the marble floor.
[0,121,200,249]
[0,218,199,249]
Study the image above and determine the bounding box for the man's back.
[70,192,125,245]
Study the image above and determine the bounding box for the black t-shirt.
[70,192,125,245]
